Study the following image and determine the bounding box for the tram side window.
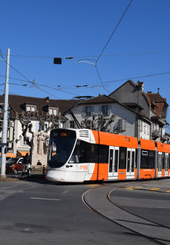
[148,151,155,168]
[157,153,162,171]
[162,153,165,169]
[131,151,135,172]
[162,153,166,169]
[90,144,99,163]
[98,145,108,163]
[70,140,91,163]
[158,152,166,170]
[114,150,119,172]
[119,147,126,169]
[141,150,155,169]
[79,141,91,163]
[165,154,169,171]
[70,141,108,163]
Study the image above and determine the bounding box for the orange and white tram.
[156,142,170,178]
[46,128,170,183]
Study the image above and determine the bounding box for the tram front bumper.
[46,169,66,182]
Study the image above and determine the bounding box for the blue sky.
[0,0,170,129]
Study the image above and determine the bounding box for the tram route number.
[79,165,88,171]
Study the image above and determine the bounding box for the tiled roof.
[145,92,168,117]
[110,80,168,118]
[6,94,79,117]
[78,94,117,105]
[130,81,169,117]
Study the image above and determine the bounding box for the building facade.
[0,80,169,165]
[64,94,151,139]
[109,80,169,142]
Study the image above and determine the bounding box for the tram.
[46,128,170,183]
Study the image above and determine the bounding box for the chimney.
[45,96,50,103]
[137,81,144,92]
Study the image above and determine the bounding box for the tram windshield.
[48,129,76,168]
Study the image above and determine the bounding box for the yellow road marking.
[125,187,134,190]
[150,188,160,191]
[87,184,100,187]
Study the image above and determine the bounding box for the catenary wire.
[95,0,134,92]
[0,70,170,91]
[1,51,170,59]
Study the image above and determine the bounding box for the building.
[64,94,151,139]
[109,80,169,142]
[0,94,78,163]
[0,79,169,163]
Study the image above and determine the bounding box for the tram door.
[126,148,135,179]
[157,152,163,177]
[165,153,169,177]
[108,146,119,179]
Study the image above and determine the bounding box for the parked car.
[6,157,24,174]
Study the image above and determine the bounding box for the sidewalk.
[0,167,46,182]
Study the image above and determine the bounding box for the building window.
[102,105,108,116]
[70,121,74,128]
[140,121,142,132]
[49,109,53,115]
[54,109,57,116]
[31,107,35,112]
[36,122,40,131]
[26,105,36,112]
[85,106,91,116]
[27,106,31,112]
[144,123,146,134]
[49,108,58,116]
[0,105,3,113]
[20,135,27,146]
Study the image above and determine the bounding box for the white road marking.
[30,197,61,201]
[62,190,68,194]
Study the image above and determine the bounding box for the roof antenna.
[158,88,160,94]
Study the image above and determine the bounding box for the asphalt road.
[0,177,169,245]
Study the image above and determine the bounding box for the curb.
[0,177,19,182]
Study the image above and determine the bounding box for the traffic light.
[53,58,62,64]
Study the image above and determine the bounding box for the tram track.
[107,188,170,231]
[82,184,170,245]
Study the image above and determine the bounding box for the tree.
[81,113,115,132]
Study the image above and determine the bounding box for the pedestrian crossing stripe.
[150,188,160,191]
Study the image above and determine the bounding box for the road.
[0,177,170,245]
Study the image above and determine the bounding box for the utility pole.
[0,48,10,178]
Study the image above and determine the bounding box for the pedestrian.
[23,153,30,176]
[37,160,42,166]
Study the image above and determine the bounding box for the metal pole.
[0,48,10,178]
[137,141,141,179]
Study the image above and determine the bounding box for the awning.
[17,151,30,157]
[0,153,16,158]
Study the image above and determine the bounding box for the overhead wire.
[0,52,169,127]
[95,0,134,93]
[0,70,170,92]
[0,50,63,101]
[1,51,170,59]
